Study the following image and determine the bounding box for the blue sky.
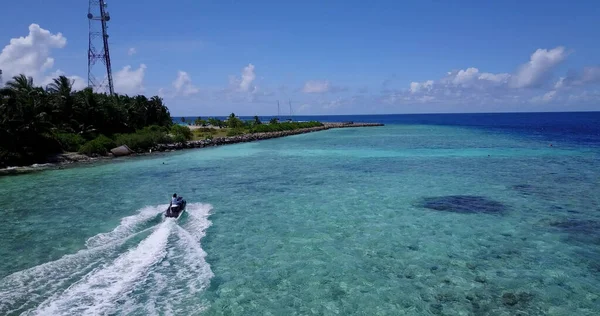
[1,0,599,115]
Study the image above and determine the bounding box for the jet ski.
[165,197,186,218]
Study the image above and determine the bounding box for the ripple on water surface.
[1,123,599,315]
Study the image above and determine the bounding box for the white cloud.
[409,80,433,93]
[303,80,331,93]
[417,95,436,103]
[114,64,147,95]
[299,46,595,112]
[580,67,600,84]
[302,80,347,93]
[160,64,264,111]
[443,68,511,87]
[157,71,199,98]
[127,47,137,56]
[451,67,479,85]
[566,90,600,103]
[240,63,256,92]
[510,46,568,88]
[478,72,511,84]
[0,23,66,83]
[532,90,557,103]
[172,71,199,96]
[543,90,557,101]
[555,66,600,89]
[323,97,343,109]
[391,46,595,109]
[554,77,566,89]
[228,63,257,93]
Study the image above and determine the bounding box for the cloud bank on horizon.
[1,23,599,115]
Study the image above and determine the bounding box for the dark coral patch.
[511,184,536,195]
[549,219,600,234]
[549,218,600,250]
[420,195,506,214]
[549,219,600,245]
[511,183,557,199]
[549,219,600,273]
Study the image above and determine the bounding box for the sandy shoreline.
[0,122,383,176]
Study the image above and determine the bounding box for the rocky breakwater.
[0,122,384,175]
[152,122,384,152]
[153,125,331,152]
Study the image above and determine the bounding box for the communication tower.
[87,0,114,95]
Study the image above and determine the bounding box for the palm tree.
[227,113,243,128]
[0,82,18,120]
[148,96,171,127]
[3,75,42,121]
[71,87,99,136]
[46,76,75,128]
[1,73,177,166]
[5,74,34,93]
[46,75,73,96]
[0,75,58,164]
[207,117,222,128]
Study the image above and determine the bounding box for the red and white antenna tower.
[87,0,114,95]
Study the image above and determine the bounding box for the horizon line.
[171,110,600,117]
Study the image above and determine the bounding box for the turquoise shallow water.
[1,123,600,315]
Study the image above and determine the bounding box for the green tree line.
[0,74,324,167]
[220,113,323,136]
[0,74,174,167]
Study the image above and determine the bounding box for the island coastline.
[0,122,383,176]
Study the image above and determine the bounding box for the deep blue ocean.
[2,112,600,315]
[175,112,600,147]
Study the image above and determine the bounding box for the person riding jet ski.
[166,193,186,218]
[171,193,180,206]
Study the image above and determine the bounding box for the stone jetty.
[152,122,383,152]
[0,122,384,175]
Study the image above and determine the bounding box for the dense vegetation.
[0,74,175,167]
[0,74,324,168]
[248,121,323,133]
[191,113,323,139]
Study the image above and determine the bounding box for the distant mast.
[289,100,293,121]
[277,100,280,119]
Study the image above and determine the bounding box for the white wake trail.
[116,203,214,315]
[0,226,153,315]
[31,220,175,316]
[182,203,213,242]
[85,205,166,248]
[1,203,215,316]
[0,205,164,315]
